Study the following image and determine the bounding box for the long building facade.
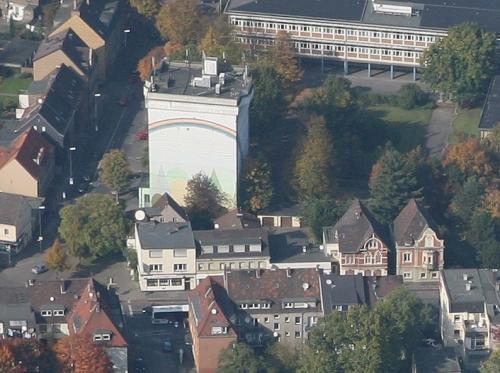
[226,0,500,76]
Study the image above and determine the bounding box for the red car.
[135,130,148,140]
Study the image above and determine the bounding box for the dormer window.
[53,310,65,316]
[283,302,293,309]
[93,332,112,342]
[238,303,248,309]
[41,310,52,317]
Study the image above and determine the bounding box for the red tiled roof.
[188,276,237,338]
[67,279,127,348]
[0,128,53,180]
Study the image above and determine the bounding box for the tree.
[199,17,243,64]
[156,0,205,45]
[480,349,500,373]
[265,31,303,87]
[450,177,484,224]
[45,239,70,275]
[100,149,131,194]
[130,0,160,20]
[250,65,286,138]
[294,115,335,200]
[422,23,496,105]
[301,198,349,241]
[369,145,422,223]
[184,173,227,229]
[484,188,500,218]
[0,342,15,372]
[443,137,493,179]
[240,152,274,213]
[467,211,500,268]
[137,46,166,81]
[53,335,113,373]
[0,339,55,373]
[218,343,268,373]
[395,83,429,109]
[59,194,128,259]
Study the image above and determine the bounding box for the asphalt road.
[425,104,455,158]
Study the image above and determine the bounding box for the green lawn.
[449,107,481,144]
[0,75,32,94]
[366,103,434,153]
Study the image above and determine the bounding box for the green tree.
[100,149,131,193]
[467,211,500,268]
[480,349,500,373]
[241,152,274,213]
[199,17,243,64]
[294,115,335,200]
[250,65,286,139]
[422,23,496,105]
[450,177,484,224]
[396,83,429,109]
[59,194,128,259]
[156,0,205,45]
[45,239,70,275]
[301,198,349,241]
[185,172,227,229]
[264,31,302,87]
[369,145,422,224]
[218,343,268,373]
[130,0,160,20]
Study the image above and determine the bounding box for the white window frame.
[41,310,52,317]
[403,252,412,263]
[174,263,187,272]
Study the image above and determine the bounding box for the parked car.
[135,130,148,140]
[162,338,173,352]
[134,357,147,372]
[32,264,48,274]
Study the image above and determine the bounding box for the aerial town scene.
[0,0,499,372]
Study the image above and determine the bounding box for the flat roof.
[227,0,500,33]
[441,269,485,313]
[479,76,500,131]
[151,62,251,100]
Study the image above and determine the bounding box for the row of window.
[198,261,267,271]
[260,315,303,325]
[344,252,384,265]
[402,252,434,264]
[402,271,438,279]
[231,19,437,42]
[146,278,183,287]
[148,263,187,272]
[201,243,261,254]
[41,309,64,317]
[93,333,111,341]
[149,248,187,258]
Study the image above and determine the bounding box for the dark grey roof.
[227,0,500,33]
[0,119,32,147]
[34,29,92,75]
[441,269,493,313]
[22,65,84,137]
[479,76,500,131]
[0,38,40,68]
[227,0,366,22]
[143,192,188,221]
[269,228,330,264]
[215,209,261,229]
[0,192,44,226]
[321,274,367,314]
[152,62,252,100]
[323,199,388,253]
[393,199,439,246]
[137,221,195,250]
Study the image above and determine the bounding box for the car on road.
[162,338,173,353]
[135,130,148,140]
[32,264,48,274]
[134,357,147,372]
[119,95,129,107]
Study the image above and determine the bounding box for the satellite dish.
[302,283,310,291]
[273,332,278,337]
[135,210,146,221]
[326,279,332,285]
[211,308,217,315]
[49,296,55,302]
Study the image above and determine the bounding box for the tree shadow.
[70,253,126,278]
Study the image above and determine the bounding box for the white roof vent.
[372,1,413,16]
[463,274,468,281]
[135,210,146,221]
[211,308,217,315]
[302,283,310,291]
[49,296,55,302]
[203,57,218,76]
[326,279,332,285]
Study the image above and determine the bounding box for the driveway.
[425,104,455,158]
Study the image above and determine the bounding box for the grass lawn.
[0,75,32,94]
[366,103,434,153]
[449,107,481,144]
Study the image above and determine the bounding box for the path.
[425,104,455,158]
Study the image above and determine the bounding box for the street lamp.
[37,205,45,253]
[94,93,101,131]
[68,146,76,185]
[123,29,131,48]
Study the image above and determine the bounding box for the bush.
[396,83,429,109]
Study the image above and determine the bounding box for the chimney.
[302,245,307,253]
[463,273,468,281]
[88,49,92,67]
[73,0,77,10]
[60,280,66,294]
[86,0,90,5]
[256,269,260,278]
[466,282,472,291]
[286,268,292,277]
[28,279,34,286]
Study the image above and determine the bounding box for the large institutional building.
[226,0,500,77]
[140,57,253,208]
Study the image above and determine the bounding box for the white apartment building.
[440,269,500,370]
[140,56,253,208]
[226,0,500,78]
